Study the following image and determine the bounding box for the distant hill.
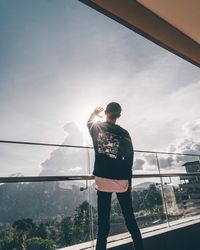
[0,180,160,224]
[133,182,157,191]
[0,181,89,223]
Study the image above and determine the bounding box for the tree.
[24,237,55,250]
[140,184,162,212]
[0,228,16,250]
[60,217,73,246]
[12,218,36,249]
[132,191,143,212]
[36,223,48,239]
[111,196,123,218]
[73,201,91,243]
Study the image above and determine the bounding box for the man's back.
[88,120,133,180]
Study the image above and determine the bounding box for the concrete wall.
[110,221,200,250]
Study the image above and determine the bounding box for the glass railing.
[0,140,200,250]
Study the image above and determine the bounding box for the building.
[163,185,180,216]
[179,161,200,216]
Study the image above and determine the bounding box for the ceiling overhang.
[79,0,200,68]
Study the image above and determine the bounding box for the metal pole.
[155,153,170,226]
[86,148,95,249]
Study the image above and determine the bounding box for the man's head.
[105,102,122,121]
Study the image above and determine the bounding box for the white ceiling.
[137,0,200,44]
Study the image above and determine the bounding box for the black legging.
[96,189,144,250]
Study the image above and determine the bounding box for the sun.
[74,107,105,145]
[92,114,105,123]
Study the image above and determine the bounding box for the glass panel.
[0,181,92,249]
[0,143,89,177]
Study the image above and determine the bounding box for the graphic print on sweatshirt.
[97,131,120,159]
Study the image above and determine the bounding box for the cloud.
[133,119,200,172]
[133,159,145,170]
[39,122,89,176]
[156,156,174,169]
[143,154,157,166]
[168,119,200,155]
[68,166,82,172]
[182,120,200,141]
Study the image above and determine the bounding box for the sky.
[0,0,200,177]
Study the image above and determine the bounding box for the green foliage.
[73,201,91,243]
[36,223,48,239]
[111,184,163,214]
[24,237,55,250]
[13,218,36,235]
[111,198,122,217]
[134,184,163,211]
[60,217,74,245]
[141,184,163,210]
[0,200,96,249]
[0,228,16,250]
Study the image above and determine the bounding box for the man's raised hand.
[93,107,104,116]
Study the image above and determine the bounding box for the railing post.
[155,153,170,226]
[86,148,95,249]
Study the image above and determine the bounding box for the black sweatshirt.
[87,121,134,181]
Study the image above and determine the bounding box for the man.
[87,102,144,250]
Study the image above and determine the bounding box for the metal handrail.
[0,140,93,149]
[1,173,200,183]
[0,139,200,156]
